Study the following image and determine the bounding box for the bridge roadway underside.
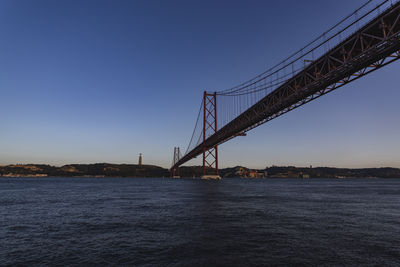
[173,2,400,169]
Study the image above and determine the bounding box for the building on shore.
[138,153,142,166]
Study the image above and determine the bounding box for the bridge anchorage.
[171,0,400,178]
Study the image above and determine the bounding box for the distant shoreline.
[1,163,400,179]
[1,176,396,179]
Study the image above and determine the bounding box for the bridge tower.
[171,147,181,178]
[202,91,220,179]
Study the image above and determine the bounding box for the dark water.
[1,178,399,266]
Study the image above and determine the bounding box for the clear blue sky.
[1,0,399,168]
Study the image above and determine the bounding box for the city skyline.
[1,0,400,168]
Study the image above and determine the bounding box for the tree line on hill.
[0,164,399,178]
[0,163,169,177]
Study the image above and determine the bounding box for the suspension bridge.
[171,0,400,178]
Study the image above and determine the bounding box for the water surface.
[1,177,399,266]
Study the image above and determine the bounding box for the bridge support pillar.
[202,91,220,178]
[171,147,181,178]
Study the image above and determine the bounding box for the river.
[1,177,399,266]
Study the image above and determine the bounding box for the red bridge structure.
[171,0,400,178]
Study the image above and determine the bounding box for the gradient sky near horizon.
[1,0,399,168]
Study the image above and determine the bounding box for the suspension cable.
[184,98,204,156]
[217,0,388,96]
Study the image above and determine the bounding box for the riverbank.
[1,164,400,178]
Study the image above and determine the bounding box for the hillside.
[1,164,399,178]
[0,163,169,178]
